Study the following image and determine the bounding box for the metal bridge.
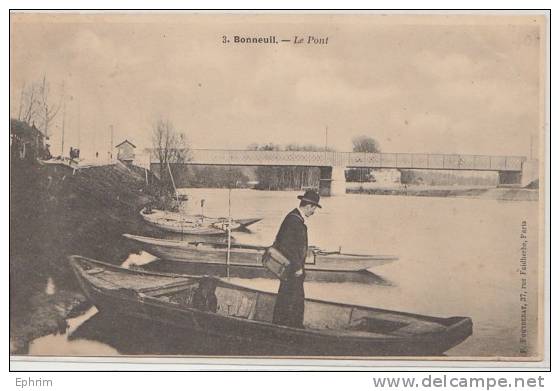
[149,149,535,195]
[166,149,526,172]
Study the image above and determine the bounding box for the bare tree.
[18,81,39,125]
[37,75,62,138]
[151,118,190,192]
[16,76,63,138]
[16,82,26,121]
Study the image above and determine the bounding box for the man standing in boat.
[272,189,321,328]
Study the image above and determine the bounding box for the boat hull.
[140,208,261,235]
[71,256,472,356]
[137,259,390,284]
[86,290,471,356]
[124,234,398,272]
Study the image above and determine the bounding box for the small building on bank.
[116,139,136,165]
[10,119,51,161]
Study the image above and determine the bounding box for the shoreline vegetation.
[10,120,164,353]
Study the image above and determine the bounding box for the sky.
[10,13,546,160]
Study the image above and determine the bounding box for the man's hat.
[297,189,322,208]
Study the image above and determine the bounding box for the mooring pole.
[226,187,232,278]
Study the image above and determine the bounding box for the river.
[28,188,541,358]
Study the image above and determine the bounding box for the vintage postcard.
[9,11,549,367]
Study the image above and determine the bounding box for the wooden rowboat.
[140,208,261,235]
[123,234,399,273]
[70,255,472,356]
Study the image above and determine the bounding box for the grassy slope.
[10,157,162,353]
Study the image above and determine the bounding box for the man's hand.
[295,268,303,276]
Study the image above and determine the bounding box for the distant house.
[10,119,51,161]
[116,139,136,164]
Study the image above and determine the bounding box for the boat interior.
[79,259,450,338]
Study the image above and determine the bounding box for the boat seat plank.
[349,308,446,336]
[139,281,197,298]
[215,287,257,319]
[164,285,199,306]
[89,269,188,291]
[87,274,122,290]
[303,301,353,330]
[391,321,447,336]
[351,308,413,324]
[253,293,275,323]
[85,267,105,275]
[138,279,195,294]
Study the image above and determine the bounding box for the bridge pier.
[498,160,539,187]
[498,171,521,186]
[319,166,346,197]
[520,159,539,187]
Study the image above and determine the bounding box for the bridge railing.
[188,149,334,166]
[158,149,526,171]
[347,153,526,171]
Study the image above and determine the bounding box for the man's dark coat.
[272,208,308,328]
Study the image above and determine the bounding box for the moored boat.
[70,255,473,356]
[135,259,390,284]
[140,208,261,235]
[123,233,399,272]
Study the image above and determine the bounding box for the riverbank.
[10,154,162,354]
[346,184,539,201]
[10,279,90,354]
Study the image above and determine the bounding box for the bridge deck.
[154,149,525,172]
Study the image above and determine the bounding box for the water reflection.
[68,310,285,356]
[29,307,119,356]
